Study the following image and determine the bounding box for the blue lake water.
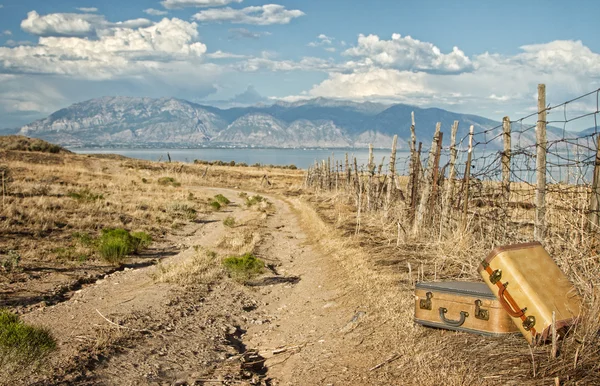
[72,148,413,171]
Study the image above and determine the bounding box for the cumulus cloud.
[161,0,242,9]
[193,4,304,25]
[343,33,473,74]
[144,8,168,16]
[282,38,600,120]
[20,10,153,37]
[76,7,98,12]
[228,27,270,39]
[2,18,207,79]
[308,34,333,47]
[1,30,11,36]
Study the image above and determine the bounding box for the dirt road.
[19,188,390,385]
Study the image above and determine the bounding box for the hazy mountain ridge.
[16,96,579,149]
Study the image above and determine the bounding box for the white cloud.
[206,50,248,59]
[282,38,600,121]
[21,11,99,36]
[1,30,11,36]
[3,18,207,79]
[20,11,153,37]
[76,7,98,13]
[144,8,168,16]
[343,33,473,74]
[161,0,242,9]
[308,33,333,47]
[228,27,270,39]
[193,4,304,25]
[0,5,4,9]
[324,47,336,53]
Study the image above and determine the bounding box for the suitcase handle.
[498,284,525,318]
[438,307,468,327]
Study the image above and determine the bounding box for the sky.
[1,0,599,128]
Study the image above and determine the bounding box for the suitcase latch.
[419,292,433,310]
[522,315,536,331]
[474,299,489,321]
[489,269,502,284]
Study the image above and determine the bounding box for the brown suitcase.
[414,281,519,336]
[478,242,582,344]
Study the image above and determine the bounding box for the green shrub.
[131,232,152,253]
[222,253,264,281]
[223,216,236,227]
[97,228,152,264]
[67,188,103,202]
[209,201,221,211]
[157,177,181,187]
[0,309,56,366]
[245,195,264,207]
[98,229,132,264]
[214,194,230,205]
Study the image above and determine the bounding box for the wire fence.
[304,85,600,248]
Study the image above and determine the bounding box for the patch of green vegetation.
[0,309,56,367]
[245,195,264,207]
[67,188,104,202]
[131,231,152,253]
[223,216,236,228]
[97,228,152,264]
[209,201,221,211]
[157,177,181,187]
[214,194,230,205]
[222,253,264,281]
[238,192,248,199]
[141,177,149,183]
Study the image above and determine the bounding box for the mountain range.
[15,96,578,150]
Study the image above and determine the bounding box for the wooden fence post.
[502,117,512,238]
[441,121,459,232]
[367,144,374,210]
[386,135,398,210]
[535,84,547,241]
[588,134,600,230]
[429,132,444,222]
[414,122,442,234]
[410,142,422,224]
[408,112,417,202]
[345,153,350,188]
[461,125,475,231]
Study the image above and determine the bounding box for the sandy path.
[19,189,375,385]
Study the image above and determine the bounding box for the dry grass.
[300,176,600,384]
[154,248,224,287]
[0,149,303,309]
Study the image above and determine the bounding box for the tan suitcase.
[414,281,519,336]
[478,242,582,344]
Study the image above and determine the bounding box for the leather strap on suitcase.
[482,264,538,338]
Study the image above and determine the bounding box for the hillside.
[16,96,576,149]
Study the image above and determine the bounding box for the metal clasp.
[522,315,536,331]
[489,269,502,284]
[474,299,489,321]
[419,292,433,310]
